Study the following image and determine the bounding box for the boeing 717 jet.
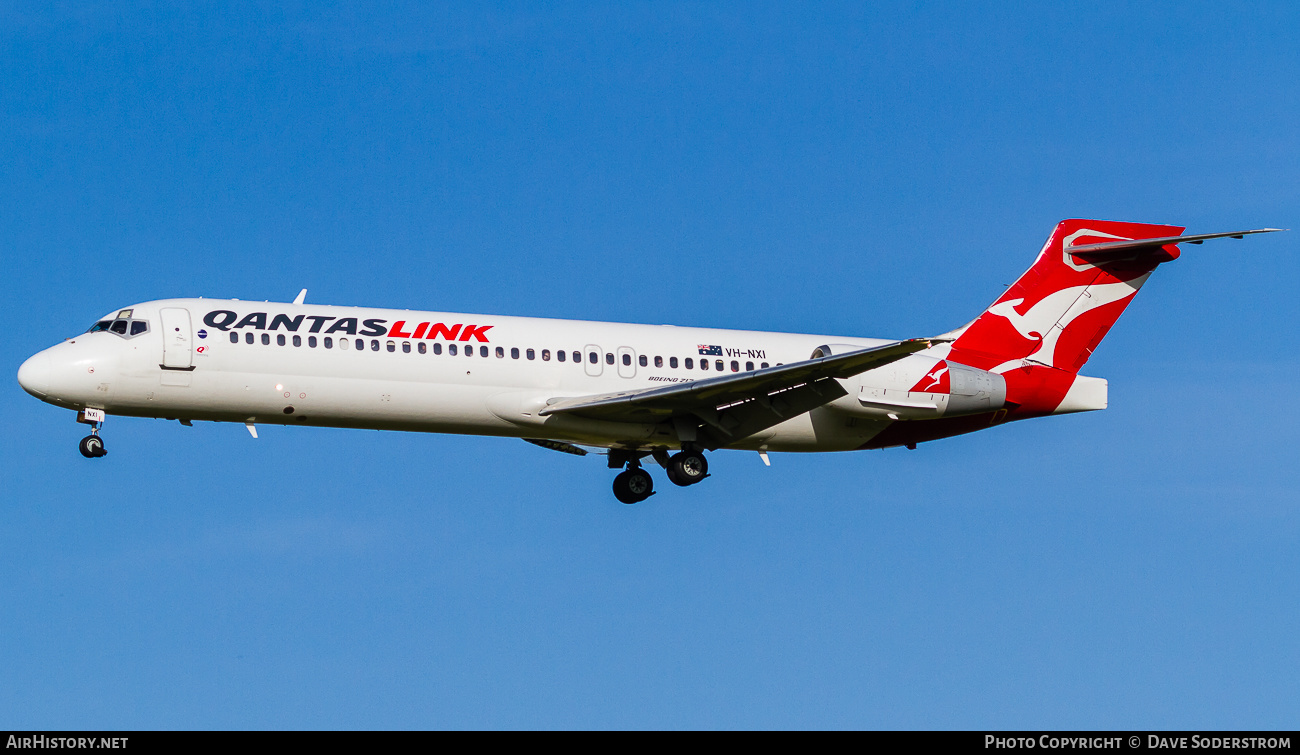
[17,220,1278,502]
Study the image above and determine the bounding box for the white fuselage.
[19,298,976,453]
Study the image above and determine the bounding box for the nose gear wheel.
[79,435,106,458]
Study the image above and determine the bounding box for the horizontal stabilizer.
[1067,228,1283,261]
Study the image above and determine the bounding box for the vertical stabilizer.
[947,219,1184,376]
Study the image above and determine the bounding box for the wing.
[539,337,942,448]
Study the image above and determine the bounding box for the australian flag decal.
[697,344,722,356]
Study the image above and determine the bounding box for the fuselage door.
[584,344,603,377]
[160,307,194,369]
[617,346,636,378]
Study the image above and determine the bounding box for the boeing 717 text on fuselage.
[17,220,1279,502]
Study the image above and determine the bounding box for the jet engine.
[813,345,1007,421]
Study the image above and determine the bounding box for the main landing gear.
[665,450,708,487]
[77,408,107,458]
[609,446,710,503]
[612,466,654,504]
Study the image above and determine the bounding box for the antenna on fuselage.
[292,289,307,305]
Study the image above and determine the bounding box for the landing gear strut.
[77,408,107,458]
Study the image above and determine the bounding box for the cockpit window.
[88,315,150,339]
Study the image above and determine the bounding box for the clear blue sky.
[2,2,1297,729]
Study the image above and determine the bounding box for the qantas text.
[202,311,493,342]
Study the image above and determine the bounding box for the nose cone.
[17,352,51,397]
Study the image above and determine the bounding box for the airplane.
[16,219,1280,503]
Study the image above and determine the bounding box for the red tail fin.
[947,219,1185,376]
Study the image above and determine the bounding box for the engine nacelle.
[813,345,1006,421]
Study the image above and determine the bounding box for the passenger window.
[418,342,426,354]
[716,360,724,371]
[654,356,662,367]
[372,340,380,351]
[527,348,535,360]
[325,337,333,349]
[434,343,443,355]
[605,353,614,365]
[573,351,581,363]
[386,341,395,352]
[402,341,411,353]
[229,332,238,344]
[110,320,128,334]
[339,338,348,350]
[731,360,739,372]
[496,346,505,358]
[293,335,302,347]
[622,353,631,366]
[761,362,769,369]
[449,344,458,355]
[556,350,564,362]
[701,360,709,371]
[480,345,489,357]
[669,357,678,368]
[246,332,255,344]
[685,358,693,369]
[262,334,271,345]
[309,336,318,348]
[277,334,286,346]
[541,349,550,361]
[511,347,519,359]
[589,352,598,364]
[131,321,148,335]
[355,338,364,350]
[745,361,753,371]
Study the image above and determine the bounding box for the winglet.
[292,289,307,305]
[245,422,258,439]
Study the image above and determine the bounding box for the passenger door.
[160,308,194,370]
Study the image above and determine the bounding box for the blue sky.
[2,2,1297,729]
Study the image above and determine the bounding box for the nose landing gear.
[76,408,107,458]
